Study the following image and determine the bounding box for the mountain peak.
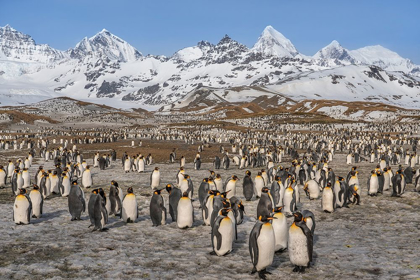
[313,40,355,66]
[70,30,142,62]
[252,25,299,58]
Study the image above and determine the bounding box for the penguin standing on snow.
[150,167,161,190]
[211,208,234,256]
[108,180,122,216]
[82,166,93,188]
[302,210,316,235]
[90,188,108,231]
[283,180,297,216]
[177,192,194,229]
[367,170,379,196]
[243,170,254,201]
[121,187,138,223]
[257,187,274,219]
[289,212,313,273]
[198,178,210,209]
[214,156,221,169]
[391,170,406,197]
[29,185,43,218]
[166,184,182,222]
[254,172,265,198]
[68,180,86,221]
[13,188,32,225]
[150,189,166,226]
[202,190,219,226]
[249,214,276,279]
[322,182,335,213]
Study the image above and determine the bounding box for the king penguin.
[243,170,254,201]
[249,214,276,279]
[211,208,234,256]
[150,189,166,226]
[224,175,239,199]
[13,188,32,225]
[81,166,93,188]
[68,180,86,221]
[177,192,194,229]
[322,182,336,213]
[121,187,138,223]
[150,167,161,190]
[166,184,182,222]
[29,185,43,218]
[257,187,274,219]
[288,212,313,273]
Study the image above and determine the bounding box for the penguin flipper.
[249,222,262,267]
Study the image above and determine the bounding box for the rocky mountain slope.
[0,24,419,110]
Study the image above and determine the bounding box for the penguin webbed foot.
[100,228,109,232]
[209,251,217,255]
[251,267,257,275]
[299,266,306,273]
[293,266,299,272]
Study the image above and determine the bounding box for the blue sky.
[1,0,419,63]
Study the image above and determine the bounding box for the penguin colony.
[1,122,420,278]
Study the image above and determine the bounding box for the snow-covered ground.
[1,147,419,279]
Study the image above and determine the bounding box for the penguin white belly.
[177,198,193,228]
[22,172,30,188]
[380,161,386,171]
[256,223,275,271]
[161,209,166,225]
[50,176,59,193]
[255,179,264,197]
[215,180,223,192]
[306,218,314,233]
[322,189,334,212]
[14,196,30,224]
[179,180,188,194]
[369,176,379,194]
[214,217,233,256]
[279,186,285,206]
[383,173,390,191]
[283,190,294,214]
[138,160,145,172]
[262,175,269,187]
[204,196,214,225]
[307,181,320,199]
[273,213,288,251]
[227,210,237,240]
[151,174,160,189]
[82,172,92,188]
[17,175,24,189]
[62,178,70,196]
[105,197,111,214]
[124,160,131,171]
[0,172,6,187]
[289,224,309,266]
[346,155,352,164]
[225,182,236,199]
[294,185,300,203]
[29,191,42,218]
[348,177,360,190]
[122,194,137,222]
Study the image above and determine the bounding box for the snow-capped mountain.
[312,40,356,67]
[67,29,142,62]
[0,24,419,111]
[251,26,299,58]
[0,25,67,64]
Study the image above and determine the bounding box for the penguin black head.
[43,172,49,177]
[222,199,231,208]
[238,201,245,213]
[262,187,269,193]
[216,174,221,179]
[257,172,262,176]
[274,206,283,213]
[166,184,172,193]
[154,167,159,171]
[154,189,162,195]
[19,188,26,195]
[184,174,190,179]
[72,180,78,185]
[275,175,280,182]
[246,170,251,176]
[371,170,375,174]
[232,175,239,181]
[203,178,209,182]
[338,177,344,181]
[127,187,134,194]
[39,166,43,170]
[220,190,231,198]
[293,212,303,223]
[32,184,40,190]
[53,171,58,175]
[258,215,274,223]
[182,192,189,198]
[220,208,230,217]
[326,182,332,188]
[92,189,99,194]
[111,180,119,187]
